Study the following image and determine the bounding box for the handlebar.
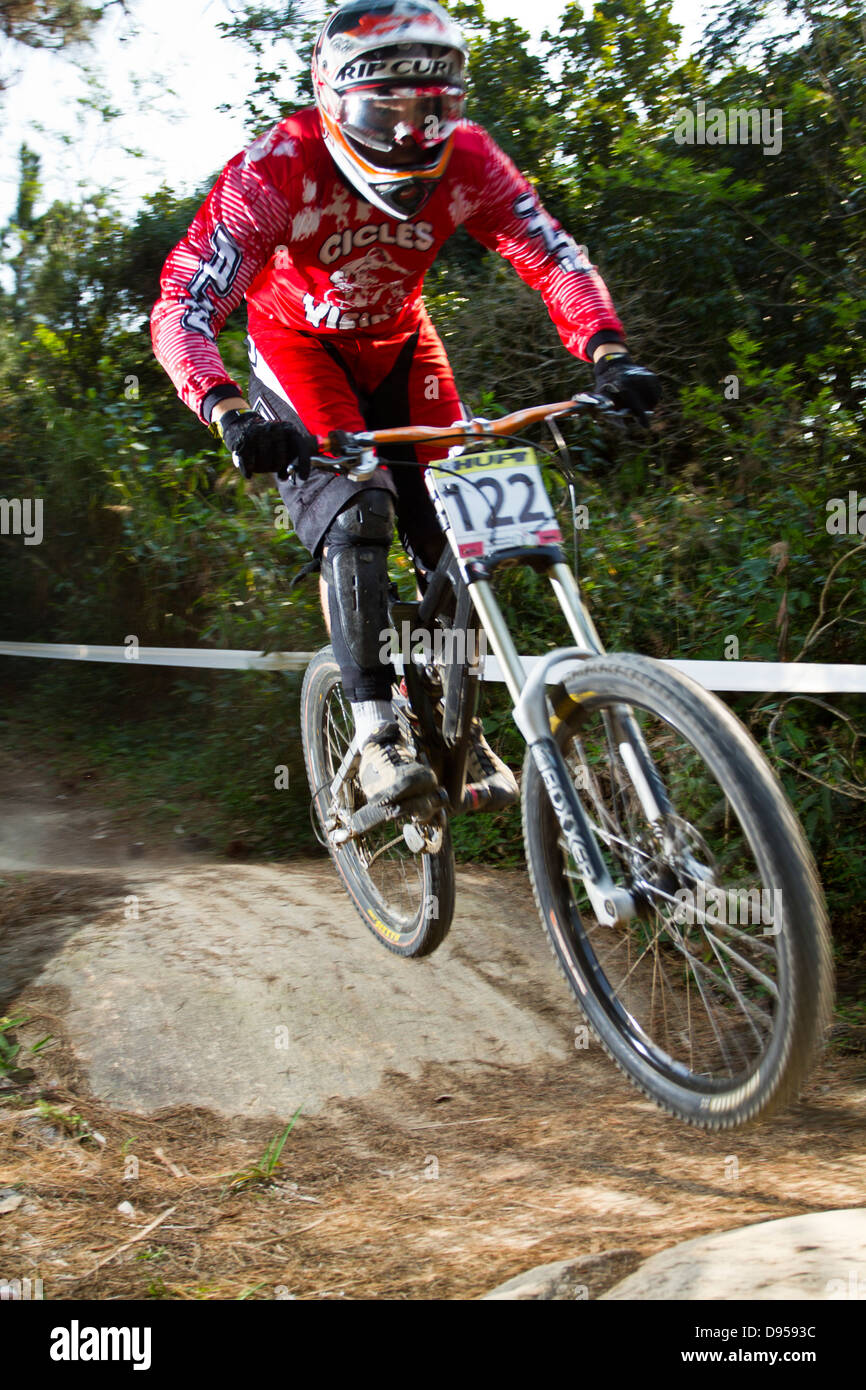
[310,391,618,476]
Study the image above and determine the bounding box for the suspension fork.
[466,559,668,927]
[547,563,674,826]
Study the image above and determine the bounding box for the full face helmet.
[312,0,468,220]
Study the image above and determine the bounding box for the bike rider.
[151,0,660,807]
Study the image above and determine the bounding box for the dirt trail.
[0,749,863,1299]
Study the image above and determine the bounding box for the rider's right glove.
[217,409,316,482]
[593,353,661,427]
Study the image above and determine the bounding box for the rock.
[601,1209,866,1301]
[16,1116,62,1144]
[0,1191,24,1214]
[0,1068,35,1087]
[480,1248,643,1300]
[182,834,212,853]
[25,862,572,1117]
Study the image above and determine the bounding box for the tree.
[1,0,110,48]
[546,0,688,167]
[1,0,118,91]
[216,1,321,129]
[1,143,42,320]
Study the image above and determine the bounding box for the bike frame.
[316,396,670,928]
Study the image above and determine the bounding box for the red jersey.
[151,108,625,421]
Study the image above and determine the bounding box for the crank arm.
[332,787,448,844]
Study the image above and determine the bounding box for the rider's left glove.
[218,409,316,482]
[593,353,661,427]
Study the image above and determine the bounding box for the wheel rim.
[544,699,787,1093]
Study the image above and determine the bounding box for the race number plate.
[428,446,562,568]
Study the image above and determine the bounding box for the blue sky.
[0,0,712,224]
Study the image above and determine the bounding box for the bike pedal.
[347,786,446,837]
[403,786,448,823]
[348,799,403,836]
[459,781,519,815]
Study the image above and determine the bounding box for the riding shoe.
[358,723,438,805]
[395,679,518,812]
[465,718,519,811]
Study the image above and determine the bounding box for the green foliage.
[221,1108,302,1196]
[216,1,319,129]
[0,1015,29,1075]
[451,2,555,173]
[0,1014,55,1078]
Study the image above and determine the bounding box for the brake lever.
[570,390,614,410]
[570,391,652,433]
[347,450,379,480]
[314,429,381,481]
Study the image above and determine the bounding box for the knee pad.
[322,490,395,674]
[323,489,396,555]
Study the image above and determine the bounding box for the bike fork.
[469,562,663,928]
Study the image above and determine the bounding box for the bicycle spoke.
[304,650,452,959]
[701,930,779,999]
[552,692,787,1086]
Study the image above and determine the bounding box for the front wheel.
[522,653,834,1129]
[301,646,455,957]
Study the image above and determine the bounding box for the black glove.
[218,410,316,482]
[593,352,661,426]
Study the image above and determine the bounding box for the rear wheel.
[301,646,455,957]
[522,653,833,1128]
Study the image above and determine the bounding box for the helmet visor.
[340,86,464,168]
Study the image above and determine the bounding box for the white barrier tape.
[482,654,866,694]
[1,642,865,693]
[663,659,866,694]
[0,642,314,672]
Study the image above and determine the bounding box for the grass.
[220,1108,303,1198]
[34,1099,104,1144]
[0,1015,53,1080]
[0,1015,29,1075]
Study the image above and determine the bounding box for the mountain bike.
[298,393,833,1129]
